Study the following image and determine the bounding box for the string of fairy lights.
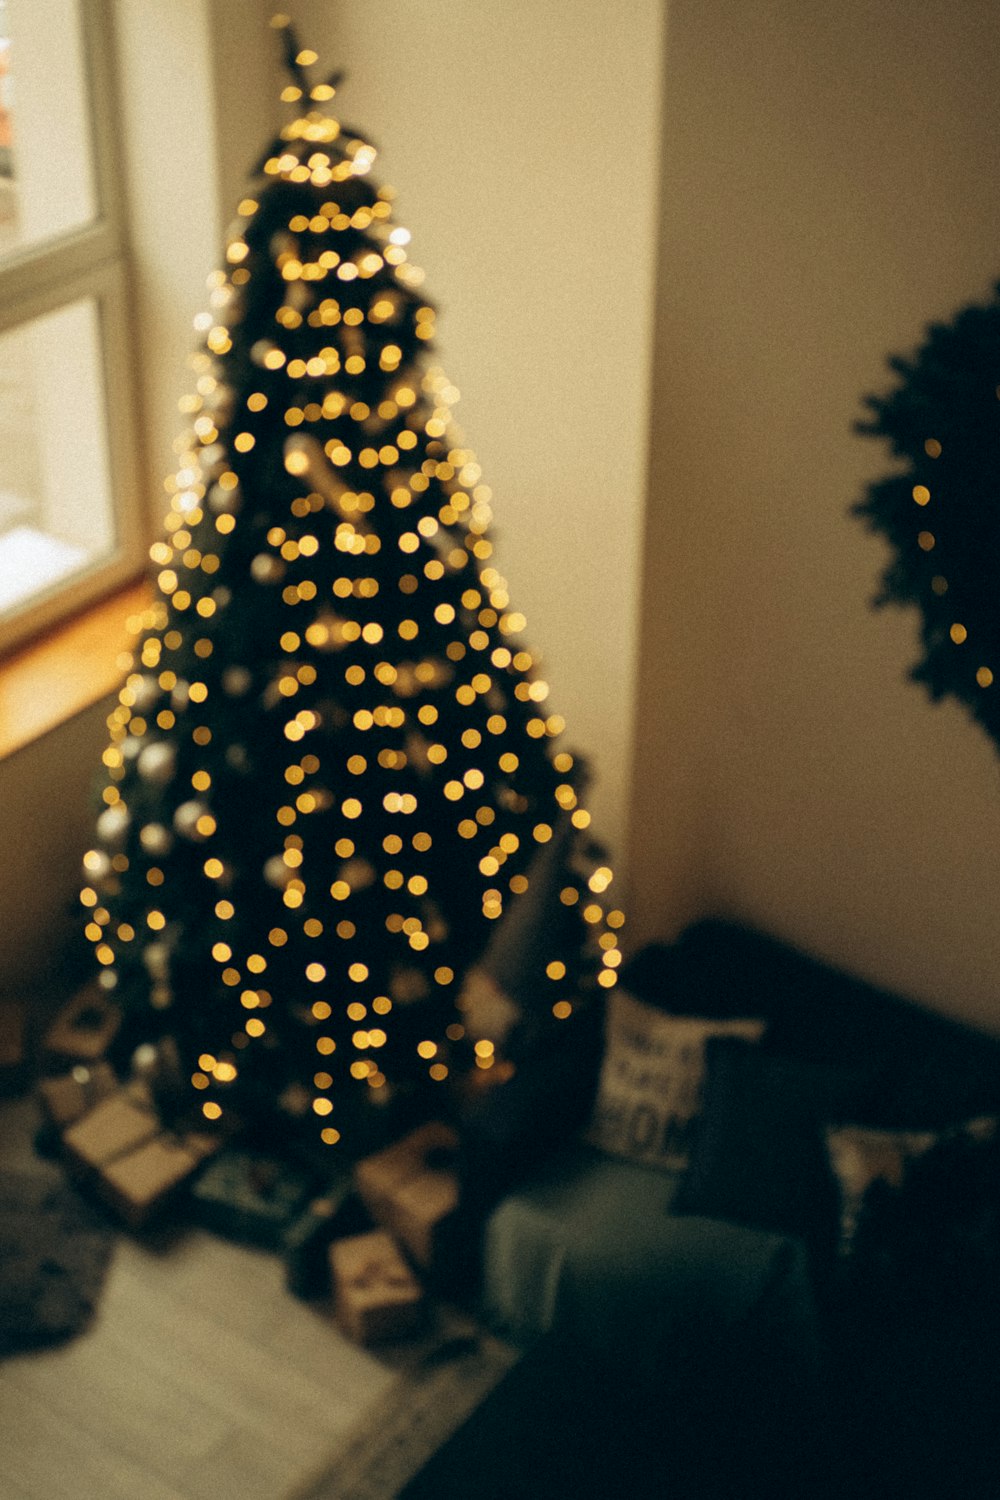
[80,19,624,1145]
[911,435,995,690]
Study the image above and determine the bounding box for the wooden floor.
[0,1098,405,1500]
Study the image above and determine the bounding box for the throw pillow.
[824,1115,1000,1309]
[673,1038,879,1276]
[586,989,765,1171]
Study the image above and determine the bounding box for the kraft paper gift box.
[37,1061,118,1131]
[354,1121,460,1269]
[62,1085,161,1176]
[43,982,121,1064]
[330,1228,425,1344]
[98,1131,219,1230]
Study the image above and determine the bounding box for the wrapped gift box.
[98,1132,218,1230]
[354,1121,460,1270]
[62,1086,161,1176]
[43,982,121,1064]
[190,1148,315,1248]
[330,1229,425,1344]
[281,1178,369,1300]
[61,1084,220,1229]
[38,1061,118,1131]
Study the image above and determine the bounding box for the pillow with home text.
[586,988,765,1171]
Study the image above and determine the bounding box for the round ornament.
[137,741,177,786]
[251,552,285,585]
[208,481,242,515]
[96,804,129,847]
[264,854,292,888]
[222,666,253,697]
[139,822,174,858]
[173,800,210,840]
[129,676,161,715]
[854,283,1000,751]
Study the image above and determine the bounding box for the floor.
[0,1096,414,1500]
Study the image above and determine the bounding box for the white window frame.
[0,0,143,656]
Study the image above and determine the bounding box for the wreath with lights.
[854,283,1000,751]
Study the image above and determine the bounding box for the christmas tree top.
[80,19,624,1152]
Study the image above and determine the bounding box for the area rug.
[0,1168,116,1357]
[289,1316,520,1500]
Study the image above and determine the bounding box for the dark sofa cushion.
[622,921,1000,1119]
[825,1115,1000,1309]
[673,1037,878,1277]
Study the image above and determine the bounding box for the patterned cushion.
[586,989,764,1171]
[825,1115,1000,1308]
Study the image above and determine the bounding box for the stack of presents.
[6,983,467,1347]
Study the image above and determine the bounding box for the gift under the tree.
[281,1177,370,1300]
[37,1061,118,1131]
[330,1228,425,1345]
[0,1000,28,1094]
[191,1148,316,1249]
[62,1084,161,1170]
[61,1085,219,1228]
[98,1131,219,1231]
[354,1121,460,1271]
[43,983,121,1064]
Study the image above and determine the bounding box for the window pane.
[0,0,97,258]
[0,296,117,617]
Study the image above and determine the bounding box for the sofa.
[456,920,1000,1499]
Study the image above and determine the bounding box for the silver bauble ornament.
[139,822,173,857]
[137,741,177,786]
[96,804,129,847]
[264,854,292,888]
[130,675,161,714]
[173,799,209,840]
[198,442,225,475]
[143,941,170,979]
[222,666,252,697]
[82,849,112,882]
[208,481,242,515]
[250,553,285,585]
[225,743,250,772]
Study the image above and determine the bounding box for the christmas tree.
[80,20,624,1153]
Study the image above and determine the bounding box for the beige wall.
[628,0,1000,1032]
[295,0,664,855]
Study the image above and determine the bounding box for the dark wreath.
[854,283,1000,753]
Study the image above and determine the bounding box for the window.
[0,0,142,655]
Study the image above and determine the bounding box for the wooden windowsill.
[0,579,153,761]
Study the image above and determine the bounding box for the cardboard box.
[43,982,121,1063]
[354,1121,460,1269]
[62,1086,160,1175]
[282,1178,368,1300]
[98,1133,214,1230]
[190,1148,315,1248]
[37,1061,118,1130]
[330,1229,424,1344]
